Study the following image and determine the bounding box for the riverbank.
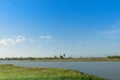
[31,58,120,62]
[1,58,120,62]
[0,64,107,80]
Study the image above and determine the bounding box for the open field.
[0,64,107,80]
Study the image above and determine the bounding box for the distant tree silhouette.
[107,55,120,59]
[59,55,64,59]
[63,54,66,58]
[54,55,58,59]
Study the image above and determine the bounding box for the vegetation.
[0,57,120,62]
[0,64,107,80]
[107,55,120,59]
[0,55,120,61]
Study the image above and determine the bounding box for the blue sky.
[0,0,120,57]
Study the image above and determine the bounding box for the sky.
[0,0,120,57]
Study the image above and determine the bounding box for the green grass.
[0,64,107,80]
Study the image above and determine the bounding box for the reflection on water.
[0,60,120,80]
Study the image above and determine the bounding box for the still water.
[0,60,120,80]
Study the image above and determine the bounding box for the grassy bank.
[0,64,107,80]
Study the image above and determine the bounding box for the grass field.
[0,64,107,80]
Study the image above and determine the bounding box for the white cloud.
[101,29,120,35]
[0,35,26,46]
[40,35,52,39]
[28,38,34,42]
[99,22,120,40]
[16,35,25,43]
[100,21,120,36]
[0,39,16,46]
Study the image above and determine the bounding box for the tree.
[54,55,58,59]
[107,55,120,59]
[59,55,64,59]
[63,54,66,58]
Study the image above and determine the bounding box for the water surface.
[0,60,120,80]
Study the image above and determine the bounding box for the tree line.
[107,55,120,59]
[0,55,120,60]
[0,54,67,60]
